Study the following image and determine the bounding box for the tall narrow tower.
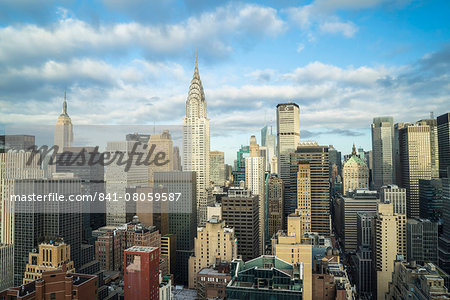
[54,91,73,152]
[371,117,394,190]
[183,55,210,225]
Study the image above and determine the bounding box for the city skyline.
[1,1,449,164]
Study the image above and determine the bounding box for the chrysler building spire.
[186,53,206,119]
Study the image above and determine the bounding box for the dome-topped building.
[342,144,369,196]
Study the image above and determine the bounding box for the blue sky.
[0,0,449,164]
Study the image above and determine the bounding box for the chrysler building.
[183,55,210,225]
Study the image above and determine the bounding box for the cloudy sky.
[0,0,449,163]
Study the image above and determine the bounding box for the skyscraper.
[154,171,197,285]
[54,92,73,152]
[296,163,311,234]
[245,136,265,253]
[334,189,378,252]
[354,212,375,299]
[399,123,432,218]
[394,122,410,185]
[0,150,44,289]
[221,186,259,261]
[379,186,407,258]
[55,146,105,243]
[267,174,284,240]
[271,212,313,300]
[419,179,442,223]
[437,113,450,178]
[261,124,276,172]
[105,141,148,226]
[188,216,237,289]
[183,56,210,225]
[417,118,440,179]
[371,117,394,190]
[288,142,330,236]
[0,135,35,151]
[380,184,407,215]
[1,150,44,245]
[148,130,174,185]
[210,151,225,186]
[173,146,182,171]
[373,202,402,300]
[277,103,300,216]
[407,218,438,265]
[438,178,450,273]
[342,144,369,196]
[124,246,160,300]
[13,177,82,285]
[232,145,249,185]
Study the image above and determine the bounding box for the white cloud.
[296,43,305,53]
[313,0,413,12]
[319,20,358,37]
[283,61,389,85]
[0,3,285,65]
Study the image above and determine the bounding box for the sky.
[0,0,449,164]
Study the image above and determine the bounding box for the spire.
[352,143,356,156]
[194,49,199,79]
[62,91,68,116]
[186,52,206,118]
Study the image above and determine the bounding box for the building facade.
[245,136,265,254]
[373,202,405,300]
[437,113,450,178]
[183,57,210,225]
[0,268,98,300]
[148,130,174,185]
[419,179,443,223]
[276,103,300,217]
[23,241,75,284]
[371,117,395,190]
[210,151,225,186]
[154,171,197,285]
[54,92,73,152]
[227,256,303,300]
[288,143,330,236]
[267,174,284,240]
[13,177,82,285]
[221,187,259,261]
[334,189,378,252]
[342,144,370,196]
[407,218,439,264]
[399,123,432,218]
[124,246,159,300]
[105,140,148,226]
[188,217,237,288]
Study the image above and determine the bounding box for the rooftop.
[125,246,158,253]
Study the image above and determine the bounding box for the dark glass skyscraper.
[437,113,450,178]
[153,171,197,286]
[13,178,82,286]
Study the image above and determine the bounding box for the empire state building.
[183,55,210,225]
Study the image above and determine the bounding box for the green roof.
[345,155,367,166]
